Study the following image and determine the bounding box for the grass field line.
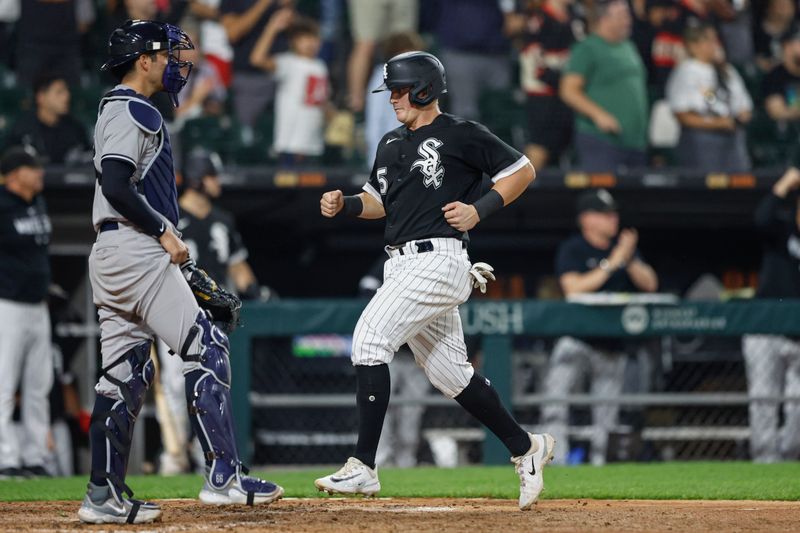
[2,462,799,502]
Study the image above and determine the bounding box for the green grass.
[2,462,799,502]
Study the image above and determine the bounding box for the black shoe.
[20,465,50,478]
[0,467,25,479]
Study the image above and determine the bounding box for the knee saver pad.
[180,310,231,386]
[102,341,155,417]
[185,369,241,489]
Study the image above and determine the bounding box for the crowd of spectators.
[0,0,797,172]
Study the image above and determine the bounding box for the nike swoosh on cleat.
[330,474,361,482]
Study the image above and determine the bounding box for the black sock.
[455,373,531,457]
[354,364,390,469]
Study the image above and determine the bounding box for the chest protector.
[99,88,180,226]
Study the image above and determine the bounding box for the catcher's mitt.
[180,259,242,333]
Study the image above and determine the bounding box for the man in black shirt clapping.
[542,189,658,466]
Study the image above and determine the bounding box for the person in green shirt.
[559,0,648,172]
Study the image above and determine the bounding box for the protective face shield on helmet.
[161,24,194,107]
[101,20,195,107]
[371,51,447,106]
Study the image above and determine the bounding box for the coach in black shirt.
[0,147,53,479]
[0,147,51,302]
[555,189,657,296]
[742,167,800,463]
[543,188,657,466]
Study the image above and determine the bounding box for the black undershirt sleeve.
[100,159,166,237]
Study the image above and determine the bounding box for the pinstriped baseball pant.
[742,334,800,462]
[541,336,626,466]
[352,238,474,398]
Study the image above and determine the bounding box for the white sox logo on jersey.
[412,137,445,189]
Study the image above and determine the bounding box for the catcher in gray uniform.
[78,20,282,525]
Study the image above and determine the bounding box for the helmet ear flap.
[409,82,434,106]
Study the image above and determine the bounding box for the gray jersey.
[91,84,175,231]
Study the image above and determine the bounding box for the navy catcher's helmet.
[102,20,194,105]
[183,147,222,191]
[371,51,447,106]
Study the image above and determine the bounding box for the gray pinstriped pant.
[541,336,626,466]
[351,238,474,398]
[742,334,800,462]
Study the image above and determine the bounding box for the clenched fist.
[442,201,480,232]
[321,190,344,218]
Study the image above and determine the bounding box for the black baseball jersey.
[753,192,800,299]
[364,113,527,246]
[0,187,51,302]
[177,206,248,288]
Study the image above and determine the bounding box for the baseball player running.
[78,20,281,524]
[317,51,555,511]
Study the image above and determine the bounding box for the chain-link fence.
[233,300,800,466]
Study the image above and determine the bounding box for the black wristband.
[473,189,505,221]
[342,195,364,217]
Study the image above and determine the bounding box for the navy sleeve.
[555,238,584,276]
[101,159,166,237]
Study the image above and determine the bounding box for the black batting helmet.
[183,147,222,191]
[371,51,447,106]
[102,20,194,105]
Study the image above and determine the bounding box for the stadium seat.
[478,88,525,147]
[181,115,238,160]
[230,112,275,165]
[0,84,30,120]
[71,81,110,126]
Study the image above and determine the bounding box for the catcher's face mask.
[158,24,194,107]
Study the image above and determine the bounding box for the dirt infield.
[2,498,799,532]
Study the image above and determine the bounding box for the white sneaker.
[511,433,555,511]
[314,457,381,496]
[198,467,284,506]
[77,494,162,524]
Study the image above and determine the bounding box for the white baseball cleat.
[511,432,556,511]
[77,492,162,524]
[314,457,381,496]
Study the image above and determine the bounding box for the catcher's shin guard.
[181,311,282,504]
[89,341,155,502]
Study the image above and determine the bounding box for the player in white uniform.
[78,20,281,525]
[316,51,555,511]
